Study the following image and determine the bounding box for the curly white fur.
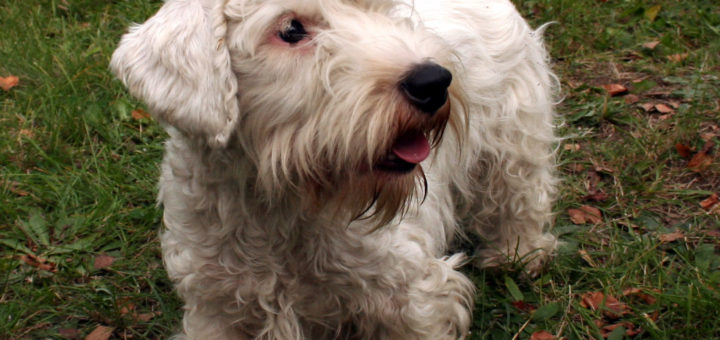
[111,0,559,338]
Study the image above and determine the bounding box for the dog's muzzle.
[400,63,452,114]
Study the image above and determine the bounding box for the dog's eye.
[279,20,308,44]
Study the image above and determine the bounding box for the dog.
[111,0,558,338]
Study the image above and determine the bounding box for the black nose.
[400,63,452,114]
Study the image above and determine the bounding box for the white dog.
[111,0,558,338]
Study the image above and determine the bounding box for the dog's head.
[111,0,468,224]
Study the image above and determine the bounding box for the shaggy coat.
[111,0,559,338]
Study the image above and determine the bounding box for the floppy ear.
[111,0,239,147]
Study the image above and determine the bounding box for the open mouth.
[374,131,430,173]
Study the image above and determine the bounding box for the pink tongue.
[391,132,430,164]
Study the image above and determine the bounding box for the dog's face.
[112,0,468,223]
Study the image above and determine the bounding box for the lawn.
[1,0,718,339]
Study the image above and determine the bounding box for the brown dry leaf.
[580,291,629,319]
[568,205,603,225]
[131,108,151,120]
[136,311,161,322]
[58,328,81,339]
[623,288,658,305]
[20,254,58,273]
[675,143,694,158]
[700,193,719,211]
[93,255,115,270]
[585,191,608,202]
[658,113,673,121]
[85,325,114,340]
[642,41,660,49]
[564,143,581,151]
[578,249,597,267]
[511,300,537,313]
[601,84,628,96]
[19,129,34,138]
[601,321,643,338]
[667,53,689,62]
[0,75,20,91]
[658,230,684,243]
[687,151,713,172]
[624,94,640,105]
[639,102,655,112]
[654,103,674,114]
[704,230,720,238]
[530,330,557,340]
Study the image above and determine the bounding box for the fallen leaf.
[564,143,581,151]
[658,230,684,243]
[136,311,161,322]
[687,151,713,172]
[601,84,628,96]
[131,108,151,120]
[602,321,643,337]
[578,249,597,267]
[568,205,603,224]
[93,255,115,270]
[639,102,655,112]
[654,103,674,114]
[658,113,673,121]
[19,129,34,138]
[700,193,719,211]
[585,191,608,202]
[511,300,537,313]
[530,330,556,340]
[642,41,660,49]
[85,325,114,340]
[58,328,81,339]
[0,75,19,91]
[667,53,688,63]
[675,143,694,158]
[624,94,640,105]
[580,291,628,319]
[704,230,720,238]
[20,254,57,273]
[623,288,658,305]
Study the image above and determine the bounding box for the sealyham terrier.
[111,0,559,338]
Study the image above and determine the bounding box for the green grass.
[1,0,718,338]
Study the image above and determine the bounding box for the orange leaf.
[0,75,19,91]
[667,53,688,62]
[578,249,597,267]
[58,328,81,339]
[624,94,640,105]
[93,255,115,270]
[601,84,628,96]
[530,330,557,340]
[654,103,674,114]
[131,108,151,120]
[687,151,713,172]
[602,321,642,337]
[568,205,602,224]
[85,325,114,340]
[675,143,694,158]
[511,300,537,313]
[623,288,658,305]
[20,254,57,273]
[700,193,719,211]
[658,230,684,243]
[642,41,660,49]
[580,292,628,319]
[639,102,655,112]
